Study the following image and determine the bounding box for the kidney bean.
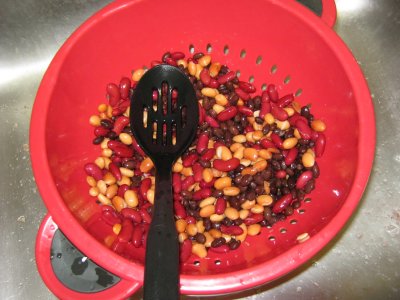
[272,194,293,214]
[296,170,313,189]
[121,207,142,224]
[119,77,131,99]
[260,138,275,149]
[182,153,198,167]
[220,225,244,235]
[165,57,178,66]
[237,105,253,116]
[277,94,294,108]
[217,106,238,121]
[259,101,271,118]
[271,104,289,121]
[198,103,205,124]
[180,239,192,263]
[209,244,230,253]
[113,116,129,135]
[196,133,209,154]
[113,145,133,158]
[173,173,182,194]
[118,219,133,242]
[140,208,152,224]
[193,188,212,201]
[200,68,211,85]
[315,133,326,157]
[170,51,185,60]
[289,114,308,126]
[117,99,130,112]
[205,115,220,128]
[84,163,103,181]
[270,133,284,149]
[132,225,143,248]
[311,130,319,141]
[108,162,122,181]
[106,83,120,107]
[131,136,146,156]
[102,210,121,226]
[208,78,220,88]
[275,170,287,179]
[192,163,203,182]
[181,176,195,190]
[295,119,312,140]
[139,178,152,201]
[215,198,226,215]
[238,81,256,93]
[213,158,240,172]
[174,201,187,219]
[94,126,109,137]
[235,88,250,101]
[218,71,236,84]
[244,213,263,225]
[199,178,216,188]
[284,147,298,166]
[244,125,254,134]
[201,148,215,161]
[267,84,279,102]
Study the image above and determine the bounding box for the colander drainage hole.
[240,49,246,59]
[223,45,229,55]
[206,43,212,53]
[298,209,305,214]
[269,236,276,241]
[193,260,200,266]
[214,260,221,265]
[280,228,287,234]
[270,64,278,74]
[261,83,267,91]
[249,75,254,83]
[295,88,303,97]
[290,219,298,225]
[284,75,291,84]
[304,198,311,203]
[189,44,195,54]
[236,70,241,78]
[256,55,263,65]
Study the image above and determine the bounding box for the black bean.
[100,119,113,129]
[292,201,301,209]
[284,206,294,216]
[93,136,104,145]
[202,97,211,110]
[228,93,239,106]
[240,174,253,186]
[199,160,211,168]
[212,189,224,198]
[255,117,264,124]
[131,176,141,188]
[228,239,241,250]
[255,185,264,195]
[222,217,233,226]
[259,219,269,227]
[203,218,212,231]
[253,174,264,185]
[122,160,136,170]
[304,179,315,194]
[181,190,192,199]
[233,219,243,226]
[301,106,310,118]
[106,131,118,140]
[229,126,239,135]
[193,52,204,60]
[312,163,320,178]
[245,191,256,200]
[262,124,270,135]
[211,237,226,248]
[195,233,206,244]
[261,169,272,180]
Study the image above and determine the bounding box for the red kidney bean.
[113,116,130,135]
[311,130,319,141]
[217,106,238,121]
[275,170,287,179]
[201,148,216,161]
[260,101,271,118]
[94,126,109,137]
[141,224,149,248]
[238,81,256,93]
[131,136,146,156]
[210,245,230,254]
[244,125,254,134]
[114,145,134,158]
[182,153,198,167]
[260,138,275,149]
[84,163,103,180]
[106,83,120,107]
[174,201,186,219]
[218,71,236,84]
[119,77,131,99]
[295,119,312,140]
[277,94,294,108]
[270,133,284,149]
[174,193,183,202]
[117,99,130,111]
[213,141,225,149]
[200,68,211,85]
[140,208,152,224]
[185,216,196,224]
[132,225,143,248]
[284,147,298,165]
[108,162,122,181]
[180,239,192,263]
[151,60,162,67]
[296,170,313,189]
[199,103,205,124]
[267,84,279,102]
[215,198,226,215]
[102,210,121,226]
[272,194,293,214]
[165,57,178,66]
[289,114,308,126]
[111,107,123,117]
[121,208,142,224]
[271,104,289,121]
[205,115,220,128]
[196,133,209,154]
[253,144,262,150]
[199,178,216,188]
[261,90,270,103]
[101,205,114,212]
[173,173,182,194]
[213,158,240,172]
[220,225,244,235]
[315,133,326,157]
[208,78,220,88]
[244,213,263,225]
[235,88,250,101]
[111,156,122,165]
[170,51,185,60]
[193,188,212,201]
[117,184,130,197]
[181,176,195,190]
[237,105,253,116]
[118,219,133,242]
[193,163,203,182]
[139,178,152,201]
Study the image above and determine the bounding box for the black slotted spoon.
[130,64,199,300]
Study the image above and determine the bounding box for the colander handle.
[320,0,337,28]
[35,215,141,300]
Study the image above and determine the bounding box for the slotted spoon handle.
[144,164,179,300]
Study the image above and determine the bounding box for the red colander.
[31,0,375,299]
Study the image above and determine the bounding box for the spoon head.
[130,64,199,163]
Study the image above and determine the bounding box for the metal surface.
[0,0,399,299]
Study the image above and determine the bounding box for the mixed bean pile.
[84,51,327,262]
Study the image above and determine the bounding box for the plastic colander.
[31,0,375,299]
